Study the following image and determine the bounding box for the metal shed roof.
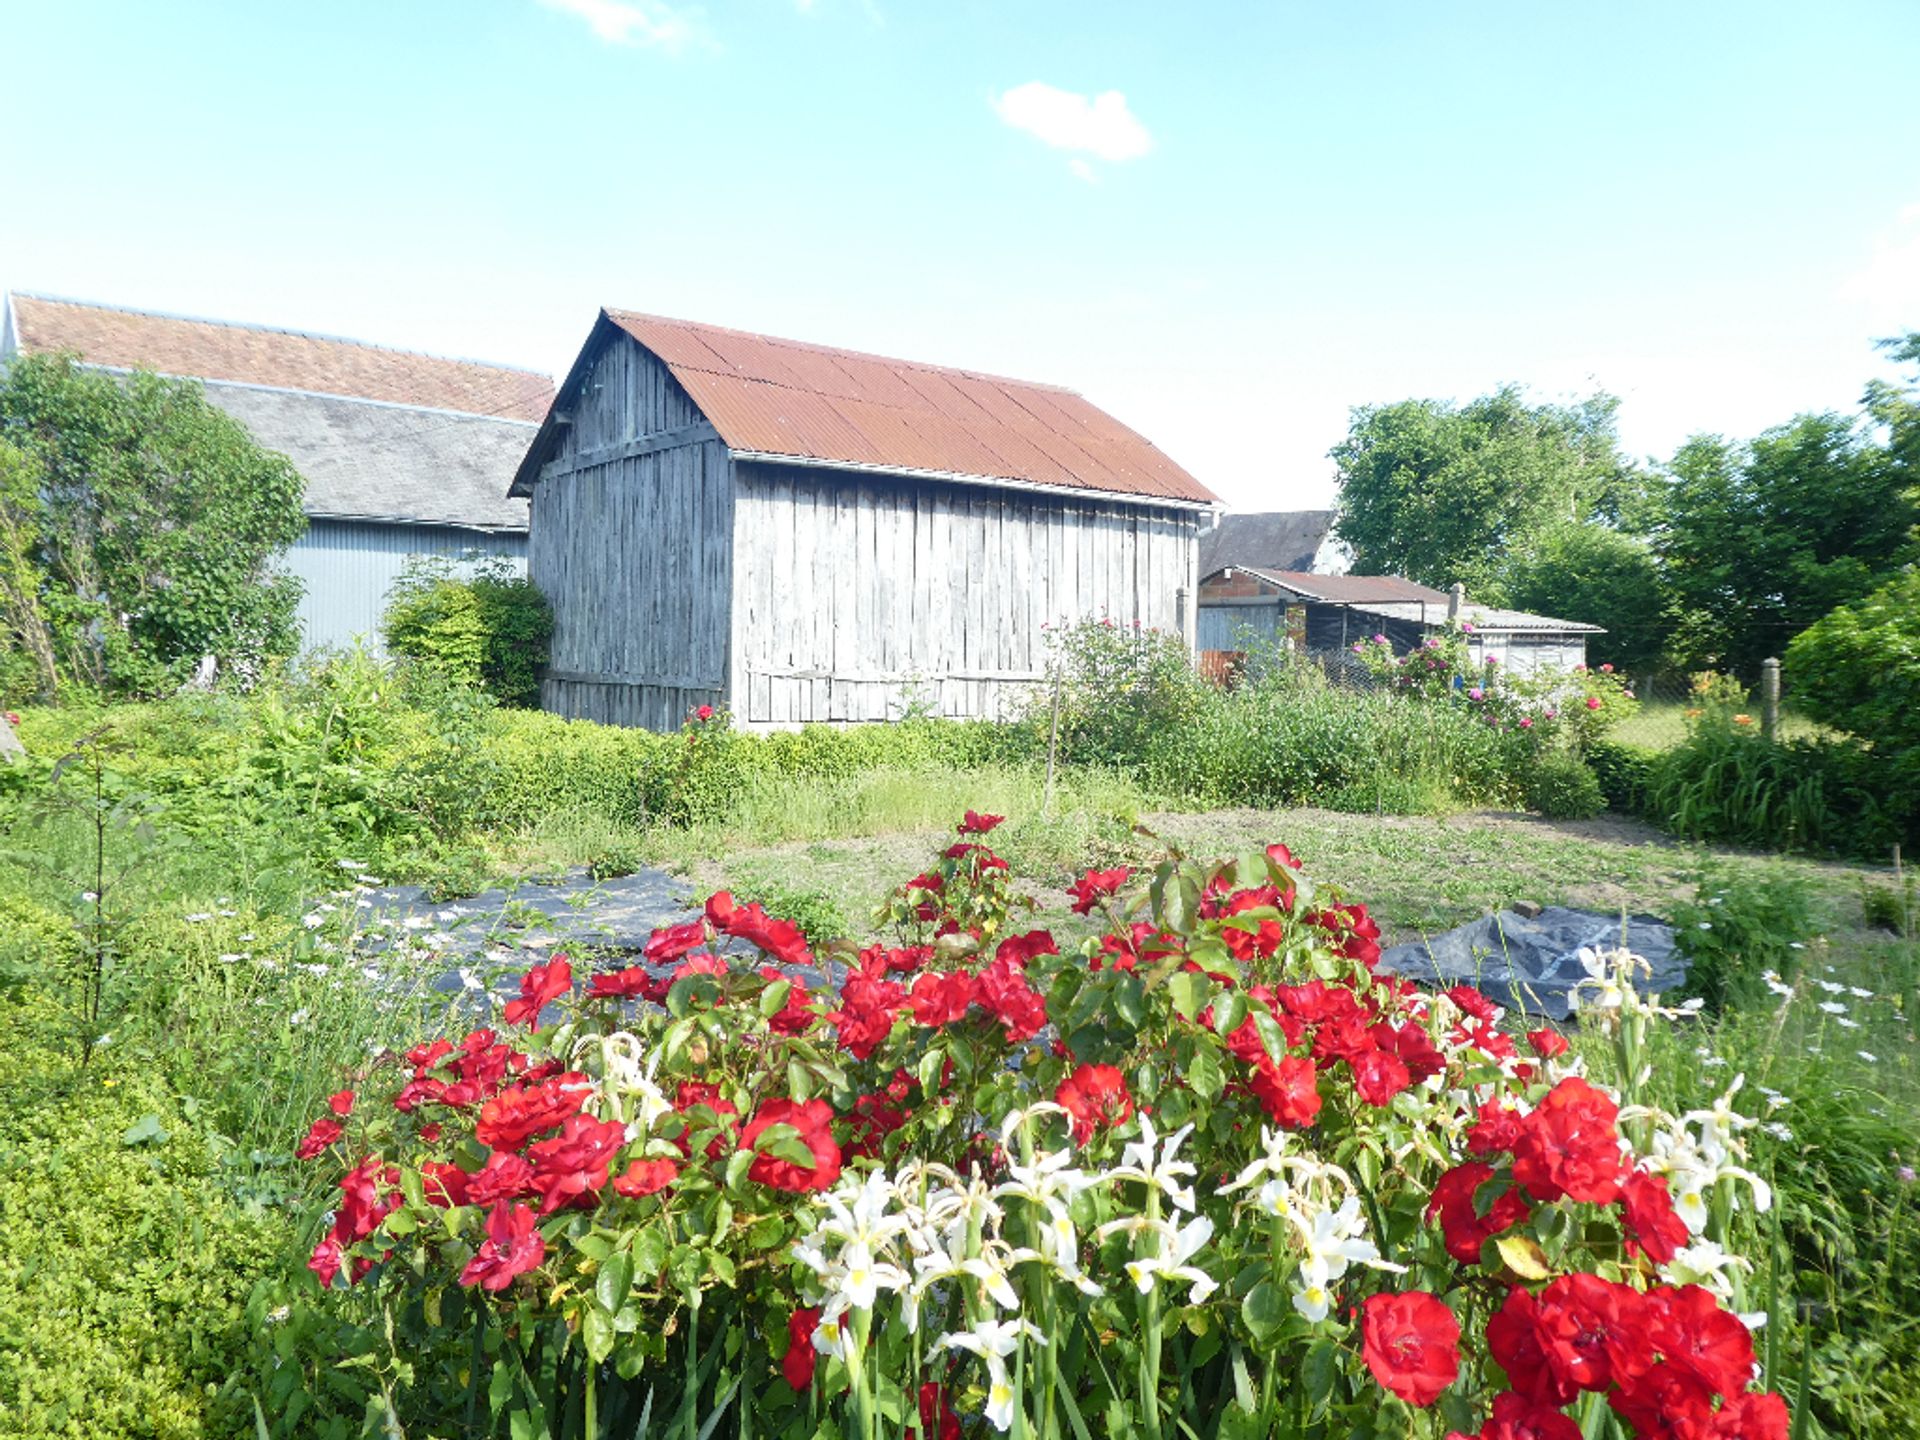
[512,309,1219,507]
[1346,601,1604,634]
[1205,567,1451,604]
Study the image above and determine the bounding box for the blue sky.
[1,0,1916,508]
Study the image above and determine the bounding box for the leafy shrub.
[0,358,307,697]
[1587,739,1658,813]
[1671,858,1823,1011]
[1041,616,1205,768]
[1860,876,1916,937]
[382,556,553,708]
[1523,751,1605,820]
[0,995,281,1439]
[585,834,649,881]
[415,842,497,901]
[1786,568,1920,755]
[1644,719,1919,858]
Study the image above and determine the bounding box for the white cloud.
[992,82,1153,166]
[1068,158,1097,185]
[537,0,702,51]
[1838,203,1920,321]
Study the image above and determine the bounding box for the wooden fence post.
[1043,675,1062,818]
[1761,657,1781,740]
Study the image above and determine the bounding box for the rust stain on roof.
[603,310,1218,505]
[8,293,554,422]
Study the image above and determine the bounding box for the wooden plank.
[539,423,721,483]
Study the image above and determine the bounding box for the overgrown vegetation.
[381,555,554,709]
[0,355,308,702]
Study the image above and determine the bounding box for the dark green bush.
[1670,858,1822,1011]
[1587,739,1658,813]
[1644,721,1919,859]
[1524,752,1605,820]
[1041,616,1206,769]
[381,556,553,708]
[1786,568,1920,756]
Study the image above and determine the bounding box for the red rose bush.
[293,815,1787,1440]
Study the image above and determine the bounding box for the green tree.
[1658,411,1914,677]
[0,354,307,694]
[1786,567,1920,755]
[1330,386,1641,596]
[1501,521,1671,672]
[382,556,553,708]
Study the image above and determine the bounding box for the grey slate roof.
[1198,511,1336,576]
[204,382,533,532]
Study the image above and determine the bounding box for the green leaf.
[583,1305,616,1363]
[1111,974,1147,1029]
[632,1226,669,1280]
[758,980,792,1019]
[786,1058,814,1102]
[121,1114,168,1147]
[1212,992,1249,1038]
[1166,970,1207,1023]
[1187,1046,1225,1104]
[596,1250,634,1313]
[1302,1338,1338,1413]
[1241,1280,1288,1345]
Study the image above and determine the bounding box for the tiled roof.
[590,310,1217,505]
[6,293,554,421]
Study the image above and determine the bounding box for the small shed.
[1198,566,1602,675]
[2,293,553,651]
[511,310,1220,729]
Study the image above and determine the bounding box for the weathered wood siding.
[528,336,732,728]
[729,460,1198,727]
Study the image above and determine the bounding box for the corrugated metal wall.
[286,519,526,654]
[1198,604,1280,652]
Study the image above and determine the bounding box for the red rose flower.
[959,810,1006,835]
[674,1083,741,1159]
[1620,1171,1690,1264]
[739,1097,842,1193]
[1511,1077,1625,1204]
[295,1116,344,1160]
[1448,985,1502,1022]
[1608,1360,1716,1437]
[504,956,572,1027]
[696,704,715,721]
[464,1151,537,1204]
[327,1089,355,1117]
[976,955,1048,1041]
[1533,1273,1653,1394]
[1710,1391,1789,1440]
[1249,1052,1323,1129]
[1647,1284,1756,1398]
[1471,1391,1582,1440]
[1426,1162,1530,1265]
[589,966,657,1000]
[1265,841,1299,871]
[1487,1287,1579,1407]
[1361,1291,1461,1407]
[910,1381,963,1440]
[307,1236,343,1288]
[1351,1047,1414,1106]
[758,967,819,1036]
[909,969,977,1027]
[475,1073,589,1150]
[833,969,907,1060]
[1467,1101,1525,1157]
[525,1113,628,1213]
[645,919,708,964]
[612,1156,680,1197]
[783,1307,820,1391]
[1068,866,1132,915]
[458,1201,546,1291]
[996,930,1059,966]
[1527,1027,1570,1059]
[1056,1063,1134,1143]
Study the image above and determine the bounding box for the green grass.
[1609,699,1836,752]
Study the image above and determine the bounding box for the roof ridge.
[603,307,1084,397]
[8,291,552,380]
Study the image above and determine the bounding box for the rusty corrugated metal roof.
[7,293,555,422]
[603,310,1218,505]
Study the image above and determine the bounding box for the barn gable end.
[525,327,733,727]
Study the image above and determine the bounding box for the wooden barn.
[510,311,1219,729]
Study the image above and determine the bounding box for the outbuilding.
[510,310,1219,729]
[1198,566,1601,675]
[1,293,552,652]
